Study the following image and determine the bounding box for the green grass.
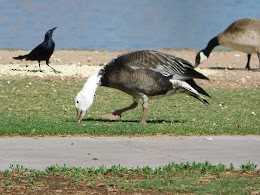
[0,78,260,136]
[1,162,259,194]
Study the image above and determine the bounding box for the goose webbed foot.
[101,113,121,120]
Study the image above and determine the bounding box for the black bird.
[13,27,60,73]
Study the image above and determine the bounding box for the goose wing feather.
[108,50,208,80]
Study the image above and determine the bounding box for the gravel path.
[0,64,101,78]
[1,136,259,170]
[0,49,260,88]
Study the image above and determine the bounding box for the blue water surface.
[0,0,259,50]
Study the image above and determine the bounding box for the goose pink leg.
[140,102,148,123]
[101,102,138,120]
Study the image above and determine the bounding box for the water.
[0,0,260,50]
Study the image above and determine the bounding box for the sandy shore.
[0,49,260,88]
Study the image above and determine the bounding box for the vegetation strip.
[0,161,259,194]
[1,79,260,136]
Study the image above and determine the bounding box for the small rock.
[241,78,246,83]
[204,137,213,141]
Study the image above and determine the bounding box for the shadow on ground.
[79,118,185,124]
[207,67,260,72]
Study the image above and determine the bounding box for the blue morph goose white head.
[75,72,101,122]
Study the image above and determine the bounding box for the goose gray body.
[75,50,210,123]
[100,50,209,98]
[195,18,260,69]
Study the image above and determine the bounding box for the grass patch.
[0,162,259,194]
[0,78,260,136]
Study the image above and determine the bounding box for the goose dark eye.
[76,101,79,104]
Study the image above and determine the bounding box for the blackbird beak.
[50,27,57,32]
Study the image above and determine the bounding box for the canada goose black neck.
[203,36,219,57]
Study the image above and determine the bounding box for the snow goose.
[75,50,210,123]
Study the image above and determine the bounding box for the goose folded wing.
[115,50,209,80]
[26,42,46,59]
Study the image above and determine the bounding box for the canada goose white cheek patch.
[200,52,208,63]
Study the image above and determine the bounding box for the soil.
[0,171,169,195]
[0,170,259,194]
[1,49,260,89]
[0,49,260,194]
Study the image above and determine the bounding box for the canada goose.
[195,18,260,70]
[75,50,210,123]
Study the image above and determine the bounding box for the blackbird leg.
[38,61,43,72]
[46,59,60,73]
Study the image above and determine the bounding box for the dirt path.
[1,49,260,88]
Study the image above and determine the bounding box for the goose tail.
[171,79,210,104]
[189,93,209,105]
[186,79,211,98]
[186,67,210,80]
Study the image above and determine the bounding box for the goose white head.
[75,72,101,123]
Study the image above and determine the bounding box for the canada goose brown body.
[195,18,260,69]
[75,50,210,123]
